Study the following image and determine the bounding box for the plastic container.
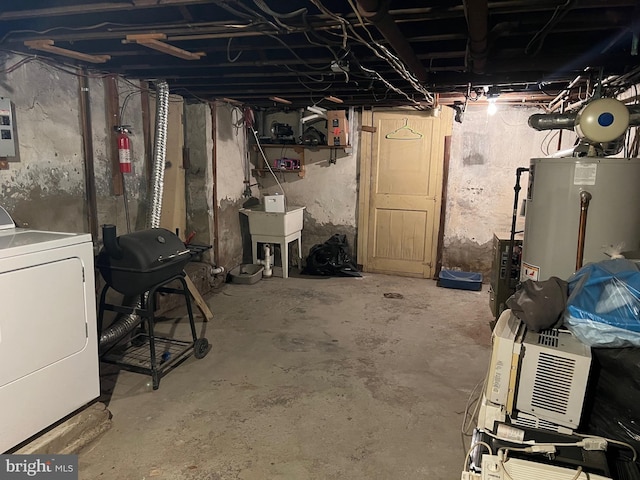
[229,264,264,284]
[438,269,483,291]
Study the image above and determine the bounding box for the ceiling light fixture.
[125,34,205,61]
[24,39,110,63]
[324,96,344,104]
[269,96,292,105]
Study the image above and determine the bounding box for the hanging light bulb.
[487,98,498,116]
[486,86,500,116]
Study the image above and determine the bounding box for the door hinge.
[82,266,85,283]
[85,323,88,338]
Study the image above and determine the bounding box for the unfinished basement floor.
[80,273,492,480]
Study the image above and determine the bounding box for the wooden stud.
[24,40,110,63]
[105,75,123,196]
[126,34,205,60]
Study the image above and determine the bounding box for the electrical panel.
[0,98,16,157]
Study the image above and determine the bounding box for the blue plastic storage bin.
[438,269,483,291]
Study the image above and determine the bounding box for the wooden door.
[360,108,452,278]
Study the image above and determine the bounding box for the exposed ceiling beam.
[0,0,216,20]
[464,0,489,74]
[356,0,429,83]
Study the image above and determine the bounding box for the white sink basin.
[240,206,305,237]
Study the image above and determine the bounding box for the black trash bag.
[506,277,568,331]
[584,348,640,462]
[303,234,361,277]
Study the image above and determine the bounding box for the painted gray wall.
[0,54,147,236]
[442,104,577,277]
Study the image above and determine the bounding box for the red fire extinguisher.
[115,126,132,173]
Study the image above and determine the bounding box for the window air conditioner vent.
[530,352,575,415]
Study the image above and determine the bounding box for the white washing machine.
[0,207,99,452]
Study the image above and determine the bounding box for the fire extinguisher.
[115,126,132,173]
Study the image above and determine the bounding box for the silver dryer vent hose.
[99,80,170,349]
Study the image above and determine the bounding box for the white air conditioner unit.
[480,455,611,480]
[480,310,591,432]
[516,328,591,429]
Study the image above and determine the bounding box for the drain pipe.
[257,243,273,278]
[355,0,428,83]
[99,80,170,349]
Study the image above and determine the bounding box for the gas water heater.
[522,98,640,282]
[522,158,640,281]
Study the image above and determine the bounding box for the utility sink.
[240,206,305,237]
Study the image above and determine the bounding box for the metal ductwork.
[147,80,170,229]
[463,0,489,74]
[528,112,578,131]
[529,103,640,132]
[355,0,428,83]
[99,80,170,349]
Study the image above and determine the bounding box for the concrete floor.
[80,273,493,480]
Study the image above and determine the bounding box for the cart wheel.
[194,337,210,359]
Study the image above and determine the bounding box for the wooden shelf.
[254,144,350,150]
[252,143,349,179]
[253,168,305,178]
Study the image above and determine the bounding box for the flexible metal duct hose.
[99,80,170,348]
[147,80,169,229]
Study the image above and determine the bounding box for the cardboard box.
[326,110,349,146]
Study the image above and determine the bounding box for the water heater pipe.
[576,190,592,271]
[507,167,529,286]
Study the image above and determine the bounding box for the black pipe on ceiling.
[355,0,429,83]
[463,0,489,74]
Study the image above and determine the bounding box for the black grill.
[97,224,191,296]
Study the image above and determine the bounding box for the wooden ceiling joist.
[125,33,205,61]
[23,40,110,63]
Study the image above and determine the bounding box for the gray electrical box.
[0,98,16,157]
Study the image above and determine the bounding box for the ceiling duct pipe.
[529,112,578,131]
[463,0,489,74]
[530,103,640,131]
[355,0,429,83]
